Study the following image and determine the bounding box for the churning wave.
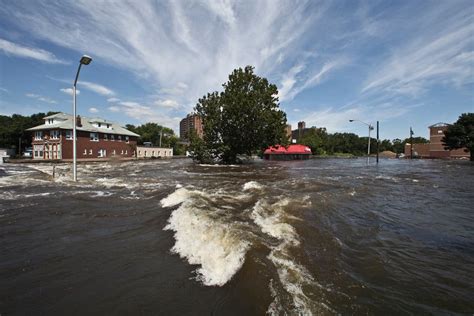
[161,182,326,314]
[161,187,251,286]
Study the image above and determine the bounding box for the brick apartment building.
[27,113,139,160]
[405,123,469,159]
[179,113,203,141]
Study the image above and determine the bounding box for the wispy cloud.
[0,38,68,64]
[109,100,180,128]
[362,7,474,96]
[60,88,79,95]
[78,81,115,96]
[107,97,120,103]
[25,93,57,104]
[88,107,99,114]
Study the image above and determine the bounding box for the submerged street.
[1,158,473,314]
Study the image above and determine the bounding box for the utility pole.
[376,121,379,164]
[410,127,413,159]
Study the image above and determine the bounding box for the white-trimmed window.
[104,134,108,141]
[83,149,87,155]
[111,134,115,141]
[112,150,116,156]
[125,150,127,155]
[89,149,93,155]
[121,150,124,155]
[51,130,60,139]
[90,132,99,141]
[125,136,129,143]
[35,131,43,140]
[118,135,122,141]
[65,130,73,140]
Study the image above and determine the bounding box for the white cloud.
[88,107,99,113]
[0,38,68,64]
[78,81,115,96]
[107,97,120,103]
[25,93,57,104]
[154,99,180,109]
[108,106,120,112]
[362,8,474,96]
[0,1,323,107]
[60,88,80,95]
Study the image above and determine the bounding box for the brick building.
[26,113,139,160]
[179,113,203,140]
[404,123,469,159]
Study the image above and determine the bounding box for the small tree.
[442,113,474,161]
[193,66,287,164]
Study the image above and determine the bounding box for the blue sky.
[0,0,472,140]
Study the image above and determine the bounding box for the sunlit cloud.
[60,88,79,95]
[25,93,57,104]
[78,81,115,96]
[0,38,68,64]
[88,107,99,113]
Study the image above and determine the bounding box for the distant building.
[26,113,139,160]
[404,122,469,159]
[136,146,173,159]
[180,113,203,141]
[291,121,325,142]
[285,124,292,141]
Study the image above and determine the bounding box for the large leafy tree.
[442,113,474,161]
[192,66,287,164]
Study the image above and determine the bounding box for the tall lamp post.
[72,55,92,181]
[349,119,374,164]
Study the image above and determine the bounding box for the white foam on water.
[251,197,327,315]
[251,199,299,246]
[243,181,263,191]
[161,187,250,286]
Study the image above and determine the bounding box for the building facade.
[27,113,139,160]
[404,123,469,159]
[136,146,173,158]
[179,113,203,140]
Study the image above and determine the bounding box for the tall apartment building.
[180,113,203,140]
[26,113,139,160]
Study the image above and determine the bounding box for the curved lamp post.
[349,119,374,164]
[72,55,92,181]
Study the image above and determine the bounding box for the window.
[66,130,73,140]
[438,130,443,134]
[98,123,102,128]
[125,150,127,155]
[98,149,106,158]
[125,136,129,143]
[106,124,110,129]
[111,134,115,141]
[83,149,87,155]
[104,134,108,141]
[112,150,116,156]
[121,150,124,155]
[89,149,93,155]
[46,118,54,125]
[51,130,60,139]
[35,131,43,140]
[90,132,99,141]
[118,135,122,141]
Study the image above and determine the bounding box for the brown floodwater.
[1,158,473,314]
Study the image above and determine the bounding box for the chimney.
[76,115,82,127]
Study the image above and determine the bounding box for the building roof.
[26,112,140,137]
[428,122,450,128]
[264,144,312,155]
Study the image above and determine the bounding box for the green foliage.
[442,113,474,161]
[0,112,58,155]
[193,66,287,164]
[299,127,328,155]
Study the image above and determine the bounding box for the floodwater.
[1,158,473,315]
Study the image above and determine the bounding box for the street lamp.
[72,55,92,181]
[349,119,374,164]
